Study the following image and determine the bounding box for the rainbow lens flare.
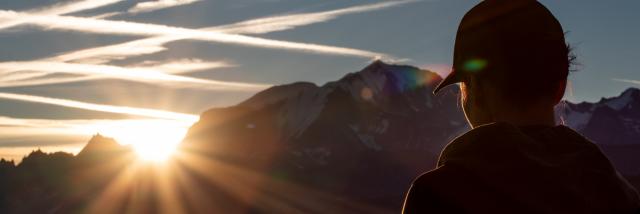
[463,59,487,72]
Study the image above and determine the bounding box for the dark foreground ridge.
[1,61,638,213]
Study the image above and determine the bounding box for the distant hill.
[0,61,638,213]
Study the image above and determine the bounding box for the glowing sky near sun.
[0,0,417,161]
[0,0,639,161]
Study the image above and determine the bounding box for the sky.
[0,0,639,161]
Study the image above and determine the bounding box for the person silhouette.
[402,1,640,213]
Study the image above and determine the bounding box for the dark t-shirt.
[402,122,640,214]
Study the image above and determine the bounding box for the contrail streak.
[0,11,387,59]
[0,1,417,88]
[0,61,269,91]
[30,0,124,15]
[0,76,98,88]
[0,0,124,30]
[129,0,201,14]
[613,78,640,85]
[92,0,202,19]
[0,59,238,88]
[52,1,416,63]
[0,92,199,122]
[210,0,419,35]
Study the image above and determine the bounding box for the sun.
[131,133,181,162]
[88,119,191,162]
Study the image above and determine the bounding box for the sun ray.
[153,162,188,214]
[173,150,389,213]
[86,163,139,213]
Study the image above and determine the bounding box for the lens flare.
[463,59,487,72]
[388,65,441,91]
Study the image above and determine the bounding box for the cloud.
[29,0,125,15]
[0,59,239,88]
[0,71,47,82]
[0,1,419,88]
[613,78,640,85]
[0,1,414,90]
[92,0,202,19]
[0,75,98,88]
[209,0,418,34]
[0,0,421,160]
[22,0,415,87]
[2,0,412,61]
[0,61,268,91]
[56,1,415,64]
[0,0,123,30]
[49,36,176,64]
[89,12,122,19]
[129,0,202,14]
[128,58,236,74]
[0,92,199,122]
[0,116,192,143]
[0,116,92,147]
[0,1,411,87]
[0,12,387,59]
[0,116,88,139]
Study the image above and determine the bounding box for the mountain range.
[0,61,638,213]
[556,87,640,176]
[182,60,640,211]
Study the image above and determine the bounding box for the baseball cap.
[433,0,566,94]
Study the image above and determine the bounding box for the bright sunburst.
[83,119,191,162]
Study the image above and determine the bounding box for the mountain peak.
[603,87,640,111]
[238,82,318,109]
[77,134,126,158]
[237,61,443,112]
[621,87,640,97]
[87,133,118,145]
[364,59,387,70]
[339,60,443,96]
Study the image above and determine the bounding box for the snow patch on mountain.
[277,86,333,141]
[557,88,640,131]
[269,61,440,142]
[557,102,592,130]
[240,82,318,109]
[604,88,637,110]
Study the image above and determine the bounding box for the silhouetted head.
[434,0,571,127]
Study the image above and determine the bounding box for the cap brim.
[433,70,461,95]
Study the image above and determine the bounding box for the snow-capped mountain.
[183,60,467,210]
[182,61,640,211]
[556,88,640,145]
[557,88,640,145]
[556,88,640,175]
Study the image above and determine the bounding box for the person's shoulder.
[404,165,481,213]
[404,165,466,213]
[412,165,467,189]
[411,164,497,201]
